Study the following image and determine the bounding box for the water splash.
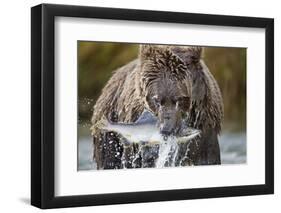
[91,110,201,169]
[155,136,179,168]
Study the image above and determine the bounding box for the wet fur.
[91,45,223,169]
[172,46,223,164]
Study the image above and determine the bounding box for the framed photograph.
[31,3,274,209]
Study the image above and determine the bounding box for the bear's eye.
[177,96,189,102]
[171,99,177,105]
[177,96,191,109]
[160,98,166,106]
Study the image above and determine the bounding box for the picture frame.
[31,3,274,209]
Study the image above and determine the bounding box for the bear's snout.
[158,110,180,137]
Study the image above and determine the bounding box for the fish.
[91,110,201,146]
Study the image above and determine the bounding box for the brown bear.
[91,45,223,169]
[172,46,223,165]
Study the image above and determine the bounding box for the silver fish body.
[98,110,201,146]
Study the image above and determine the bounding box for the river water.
[78,132,246,170]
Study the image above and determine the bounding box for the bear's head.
[139,45,194,136]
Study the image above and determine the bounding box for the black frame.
[31,3,274,209]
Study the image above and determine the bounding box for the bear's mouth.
[160,128,181,141]
[159,123,181,138]
[160,129,177,140]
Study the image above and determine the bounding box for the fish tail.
[90,115,109,135]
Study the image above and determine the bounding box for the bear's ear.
[171,46,203,66]
[139,45,167,61]
[139,45,153,60]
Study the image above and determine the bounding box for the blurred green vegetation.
[78,42,246,132]
[204,47,246,131]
